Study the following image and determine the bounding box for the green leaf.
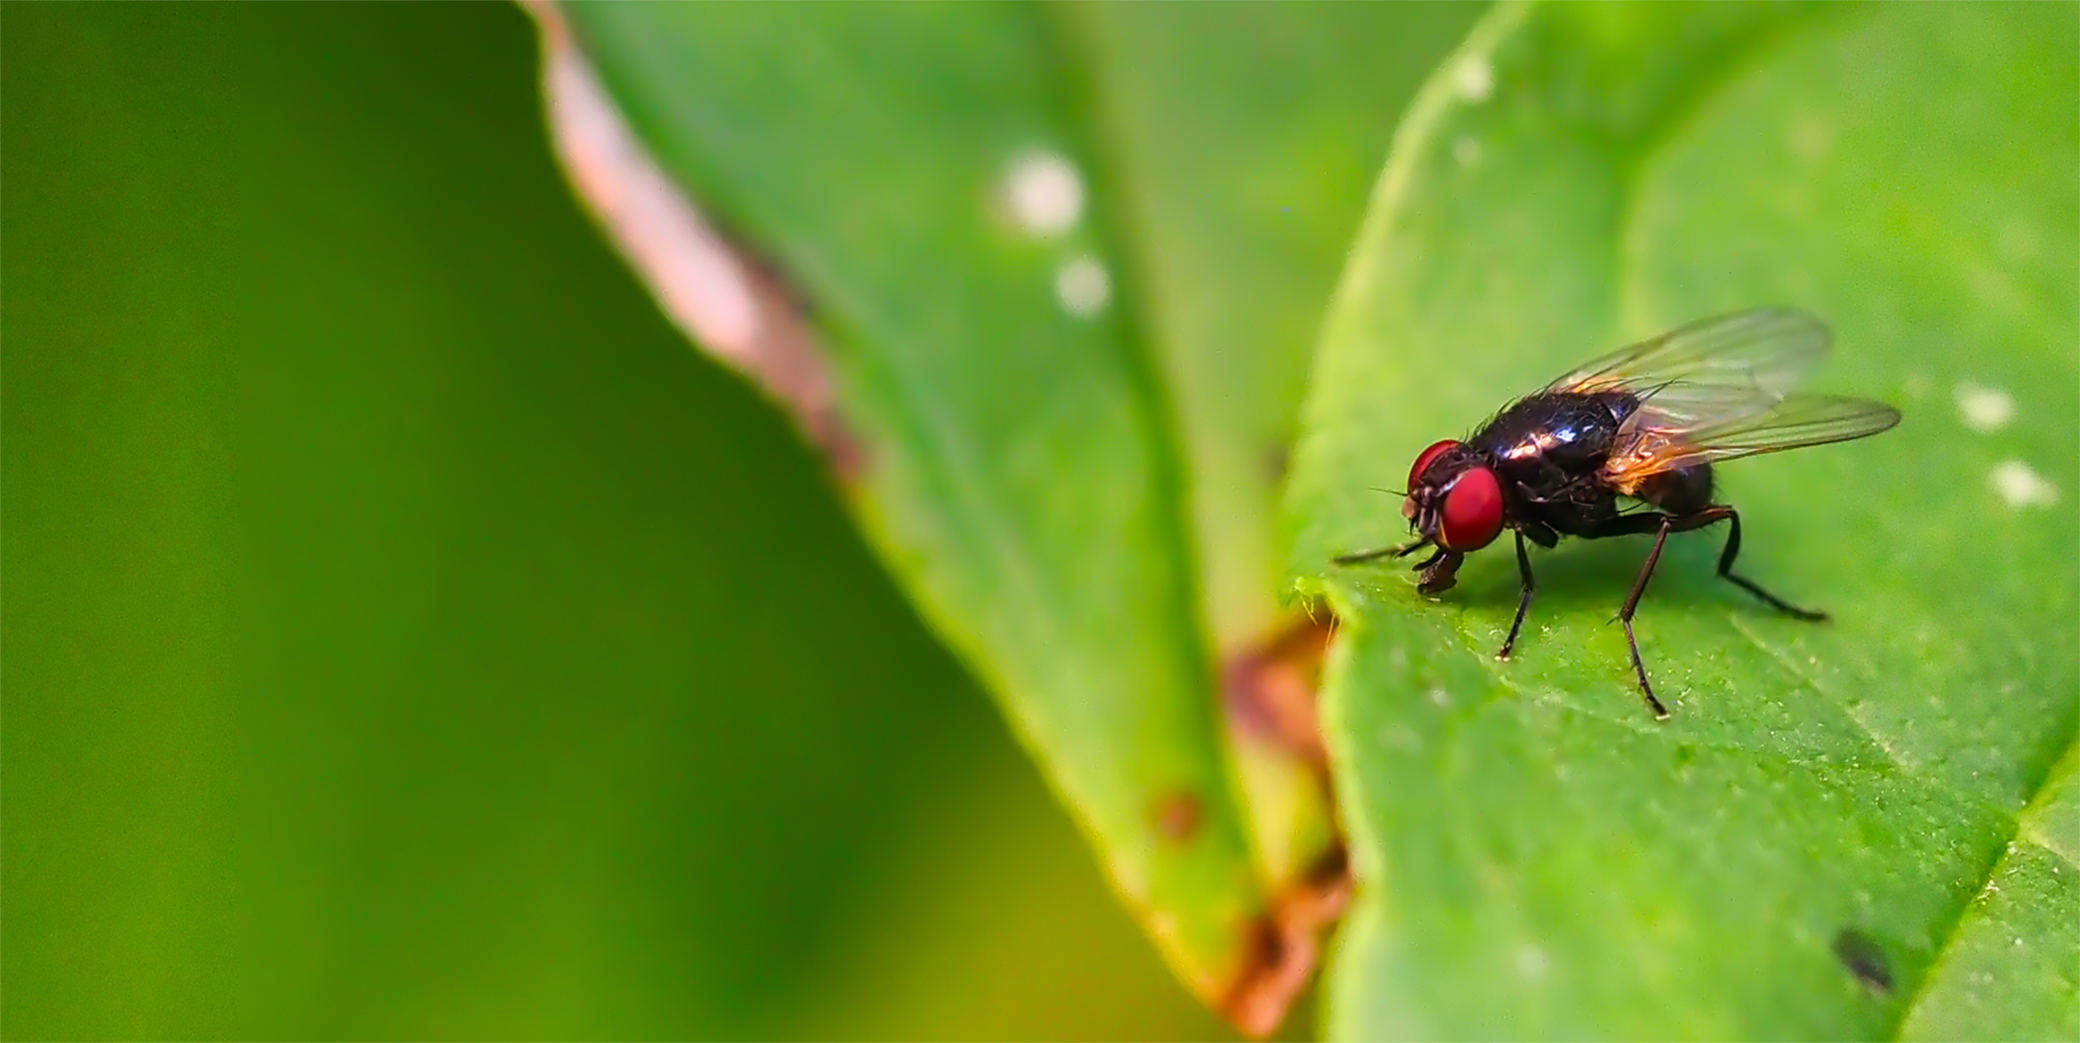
[543,2,1474,1026]
[1284,2,2078,1038]
[1901,745,2080,1041]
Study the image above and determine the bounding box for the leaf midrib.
[1892,730,2080,1038]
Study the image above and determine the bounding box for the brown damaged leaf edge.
[1224,844,1354,1038]
[1223,610,1338,776]
[524,0,864,481]
[1220,609,1352,1037]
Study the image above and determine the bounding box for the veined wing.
[1547,308,1832,429]
[1602,393,1902,490]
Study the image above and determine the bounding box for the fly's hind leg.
[1712,507,1828,621]
[1579,508,1736,720]
[1583,504,1821,719]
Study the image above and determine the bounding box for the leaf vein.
[1889,727,2079,1040]
[1724,614,1910,774]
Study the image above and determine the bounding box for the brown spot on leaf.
[1263,442,1291,484]
[1152,791,1203,844]
[525,1,865,482]
[1222,608,1337,775]
[1219,845,1354,1038]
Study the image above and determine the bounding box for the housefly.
[1335,308,1900,719]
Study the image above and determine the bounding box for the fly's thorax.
[1473,392,1632,475]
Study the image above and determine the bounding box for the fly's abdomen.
[1635,463,1715,514]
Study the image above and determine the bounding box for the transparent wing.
[1603,393,1902,486]
[1546,308,1833,429]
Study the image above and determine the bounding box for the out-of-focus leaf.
[548,3,1473,1027]
[555,3,1266,1010]
[1283,2,2077,1038]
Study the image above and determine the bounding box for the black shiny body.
[1469,389,1713,544]
[1334,308,1901,720]
[1336,389,1816,720]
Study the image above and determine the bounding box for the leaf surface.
[1283,3,2078,1037]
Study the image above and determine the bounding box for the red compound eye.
[1439,466,1504,551]
[1408,439,1462,491]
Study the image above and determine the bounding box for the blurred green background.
[2,4,1242,1038]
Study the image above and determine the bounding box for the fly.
[1335,308,1901,719]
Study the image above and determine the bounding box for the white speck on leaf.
[1454,57,1494,103]
[1054,255,1110,318]
[1002,150,1084,237]
[1429,687,1450,707]
[1955,382,2017,432]
[1379,725,1423,752]
[1452,136,1483,167]
[1990,460,2058,509]
[1515,944,1549,980]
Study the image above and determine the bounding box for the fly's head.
[1403,440,1505,593]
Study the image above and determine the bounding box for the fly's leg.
[1618,520,1676,720]
[1497,530,1535,660]
[1581,507,1734,719]
[1713,507,1828,621]
[1333,538,1430,566]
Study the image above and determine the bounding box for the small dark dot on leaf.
[1833,928,1893,994]
[1264,443,1291,483]
[1153,791,1202,843]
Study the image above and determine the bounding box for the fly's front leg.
[1333,537,1431,566]
[1497,529,1536,660]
